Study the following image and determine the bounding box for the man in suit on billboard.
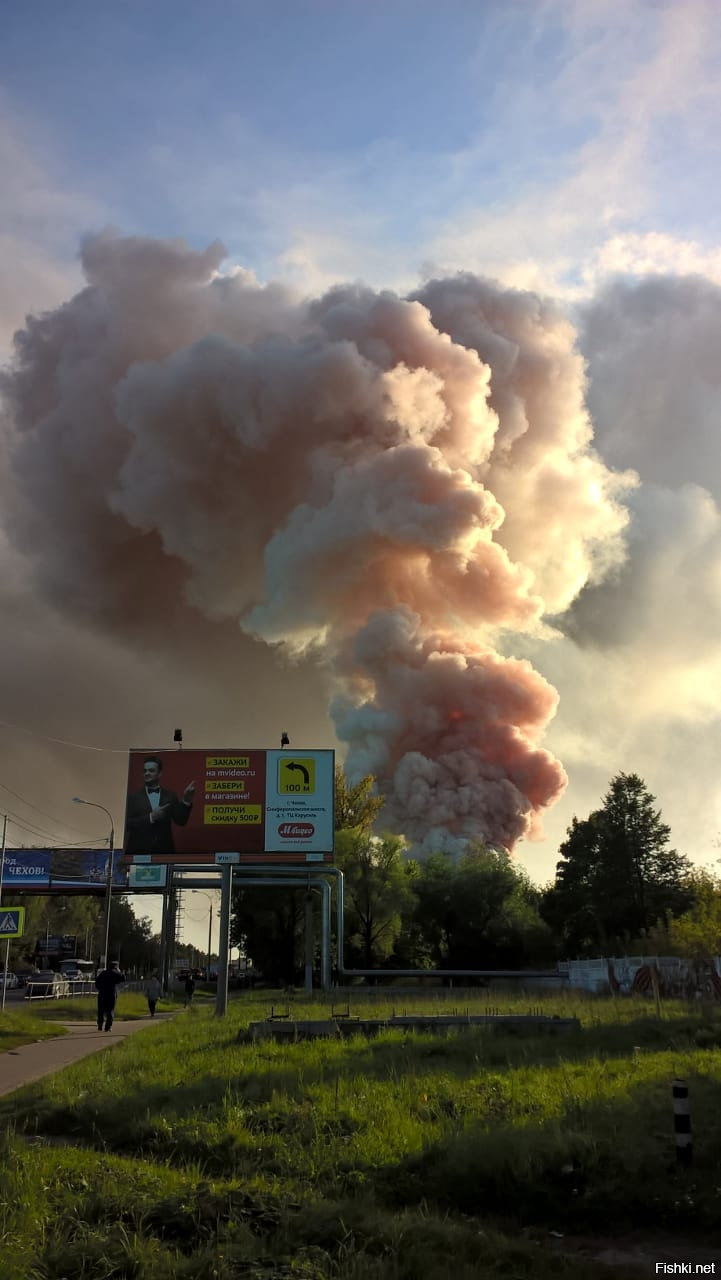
[124,755,196,855]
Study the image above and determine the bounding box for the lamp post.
[191,890,215,978]
[73,798,114,967]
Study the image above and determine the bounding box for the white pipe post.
[215,864,232,1017]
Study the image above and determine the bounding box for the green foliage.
[541,773,693,956]
[0,1009,68,1052]
[106,896,159,971]
[335,831,414,967]
[669,868,721,966]
[2,892,102,967]
[232,767,557,980]
[1,993,720,1278]
[334,766,385,833]
[408,844,554,970]
[1,889,159,972]
[232,883,307,985]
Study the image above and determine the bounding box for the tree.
[105,897,159,972]
[668,869,721,977]
[409,843,551,970]
[541,773,693,956]
[231,885,307,986]
[540,815,606,956]
[334,766,385,832]
[410,851,456,968]
[335,829,413,967]
[1,890,158,972]
[2,893,103,967]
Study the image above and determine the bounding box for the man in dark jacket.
[95,960,126,1031]
[124,755,195,855]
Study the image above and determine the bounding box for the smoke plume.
[0,232,636,854]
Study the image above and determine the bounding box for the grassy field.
[2,988,215,1037]
[0,1008,69,1052]
[0,989,720,1278]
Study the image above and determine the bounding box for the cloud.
[511,269,721,874]
[422,1,721,299]
[0,96,104,359]
[554,274,721,723]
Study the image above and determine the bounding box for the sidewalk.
[0,1014,176,1098]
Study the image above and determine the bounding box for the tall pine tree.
[541,773,692,955]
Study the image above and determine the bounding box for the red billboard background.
[123,749,267,859]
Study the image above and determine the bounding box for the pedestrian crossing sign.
[0,907,25,938]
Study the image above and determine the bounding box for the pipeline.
[174,864,552,986]
[174,870,331,991]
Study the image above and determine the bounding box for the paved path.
[0,1015,176,1098]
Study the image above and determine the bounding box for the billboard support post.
[320,878,331,991]
[167,883,178,986]
[304,892,314,995]
[159,875,171,993]
[103,835,114,966]
[215,863,232,1018]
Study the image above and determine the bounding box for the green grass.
[21,990,181,1023]
[1,990,720,1277]
[0,1009,69,1052]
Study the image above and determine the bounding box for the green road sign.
[0,907,25,938]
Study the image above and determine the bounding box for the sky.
[1,0,720,951]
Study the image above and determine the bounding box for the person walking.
[95,960,126,1031]
[183,973,195,1008]
[144,973,162,1017]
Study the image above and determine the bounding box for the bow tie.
[146,787,161,794]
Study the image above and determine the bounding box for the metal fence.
[25,979,96,1001]
[24,978,148,1001]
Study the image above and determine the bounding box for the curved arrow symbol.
[286,761,310,785]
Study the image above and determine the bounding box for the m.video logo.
[278,822,315,838]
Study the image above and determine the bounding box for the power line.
[0,780,96,838]
[5,810,76,842]
[0,717,127,753]
[4,811,107,845]
[8,837,110,848]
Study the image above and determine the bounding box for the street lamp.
[191,889,215,978]
[73,798,115,967]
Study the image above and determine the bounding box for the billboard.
[36,933,77,957]
[123,748,334,864]
[0,850,127,894]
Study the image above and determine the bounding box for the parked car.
[0,971,19,989]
